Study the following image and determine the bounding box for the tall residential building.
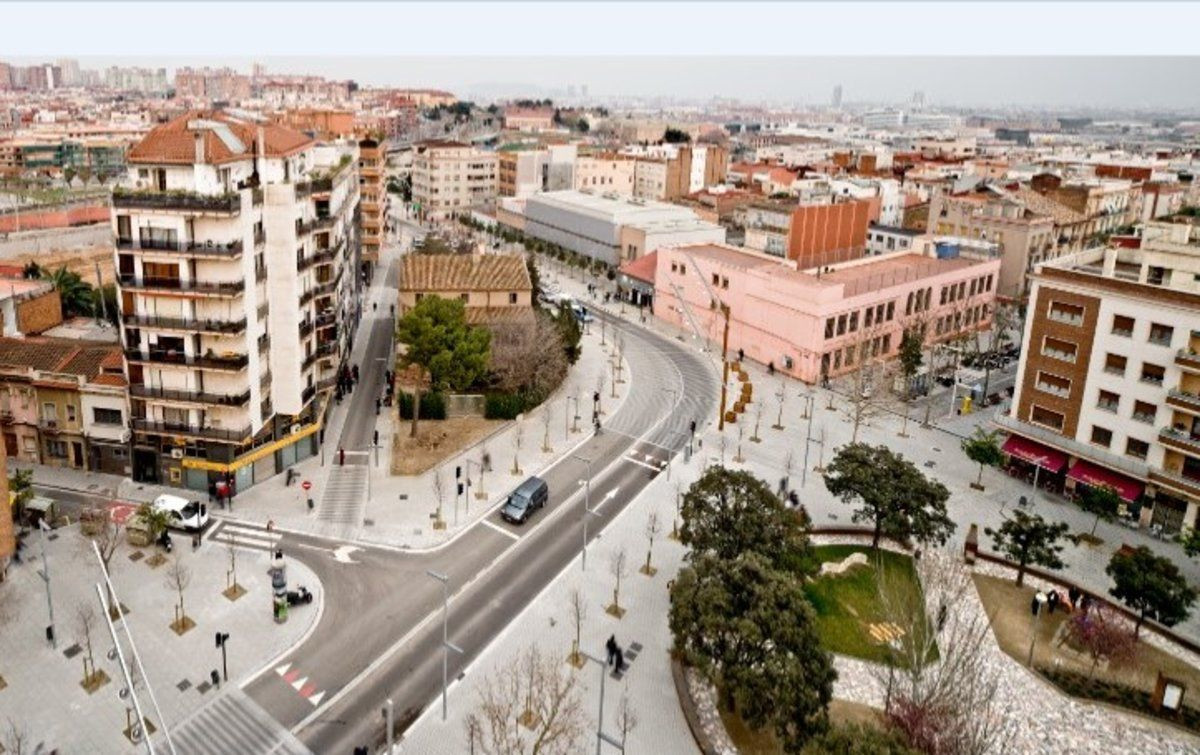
[358,136,388,276]
[113,111,359,491]
[997,221,1200,536]
[411,140,498,222]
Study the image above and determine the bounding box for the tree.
[554,303,582,364]
[1106,545,1198,639]
[396,295,491,392]
[75,604,104,689]
[896,326,924,438]
[961,428,1003,490]
[670,552,836,750]
[1079,484,1122,537]
[567,588,586,668]
[8,468,33,525]
[985,510,1070,587]
[1063,605,1136,678]
[823,443,955,551]
[663,127,692,144]
[489,314,568,397]
[841,323,887,443]
[432,467,447,528]
[464,645,585,755]
[42,265,95,317]
[799,723,921,755]
[607,546,629,618]
[136,502,170,541]
[641,512,661,577]
[679,466,812,574]
[165,556,193,633]
[85,507,122,617]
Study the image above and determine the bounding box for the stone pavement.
[0,521,320,754]
[397,429,703,755]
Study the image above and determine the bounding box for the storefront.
[1065,458,1146,520]
[1001,434,1068,495]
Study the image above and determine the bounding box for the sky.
[48,56,1200,110]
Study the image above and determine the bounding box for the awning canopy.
[1067,459,1145,503]
[1001,435,1068,473]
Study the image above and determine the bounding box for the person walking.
[606,635,618,667]
[339,447,345,466]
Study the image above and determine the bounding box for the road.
[241,306,716,753]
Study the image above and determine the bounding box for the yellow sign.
[181,421,321,473]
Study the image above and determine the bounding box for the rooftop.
[128,110,314,166]
[0,337,123,384]
[400,253,532,293]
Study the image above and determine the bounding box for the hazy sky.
[32,56,1196,110]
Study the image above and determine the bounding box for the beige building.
[574,153,636,196]
[412,140,498,222]
[358,136,388,275]
[398,253,533,326]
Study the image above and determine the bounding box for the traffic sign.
[302,480,312,491]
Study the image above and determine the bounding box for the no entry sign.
[302,481,312,491]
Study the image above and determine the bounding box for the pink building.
[654,242,1001,383]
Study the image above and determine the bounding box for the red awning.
[1067,460,1145,503]
[1001,435,1068,473]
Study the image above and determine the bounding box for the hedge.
[1038,666,1200,734]
[484,389,551,420]
[398,391,447,420]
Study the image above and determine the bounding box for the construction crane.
[680,250,733,432]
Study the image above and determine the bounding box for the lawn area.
[974,573,1200,701]
[803,544,930,664]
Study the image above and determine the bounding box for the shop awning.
[1067,460,1145,502]
[1001,435,1068,473]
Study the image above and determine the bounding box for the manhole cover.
[129,551,144,562]
[363,519,375,527]
[398,494,408,501]
[176,680,191,692]
[63,644,83,659]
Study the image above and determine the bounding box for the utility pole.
[94,260,108,323]
[215,632,230,682]
[383,698,395,754]
[581,651,620,755]
[38,519,56,649]
[425,570,462,721]
[574,454,600,570]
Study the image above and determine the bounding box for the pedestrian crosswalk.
[317,464,368,527]
[209,520,278,553]
[170,687,312,755]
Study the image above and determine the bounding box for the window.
[1140,363,1165,386]
[721,277,729,290]
[1041,336,1078,364]
[865,308,874,328]
[1097,390,1120,413]
[1091,426,1113,448]
[46,439,68,458]
[1126,438,1150,460]
[837,314,847,336]
[886,301,895,321]
[712,273,719,286]
[1030,405,1065,431]
[1047,301,1084,326]
[1104,353,1127,376]
[1035,371,1071,398]
[1132,400,1157,424]
[1149,323,1174,347]
[508,292,518,304]
[66,405,76,423]
[848,311,859,332]
[460,293,469,302]
[825,318,835,339]
[93,407,123,425]
[41,402,56,422]
[1112,315,1134,337]
[415,293,424,302]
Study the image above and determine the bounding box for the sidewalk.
[0,520,320,753]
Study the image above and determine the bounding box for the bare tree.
[76,604,103,689]
[432,467,447,528]
[568,588,586,668]
[718,433,728,466]
[225,535,242,595]
[595,372,606,416]
[607,546,629,618]
[840,322,888,443]
[463,645,585,755]
[84,507,121,618]
[165,557,193,634]
[750,403,763,443]
[511,421,525,476]
[872,550,1014,755]
[614,693,639,750]
[733,422,746,463]
[477,446,491,500]
[2,718,28,755]
[670,482,683,540]
[490,318,568,399]
[541,408,553,453]
[641,512,662,577]
[772,381,787,430]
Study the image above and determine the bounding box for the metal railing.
[121,314,246,334]
[124,348,249,371]
[113,189,240,213]
[131,418,251,443]
[130,385,251,407]
[118,274,244,296]
[116,238,243,257]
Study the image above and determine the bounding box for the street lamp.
[37,519,56,649]
[573,454,600,570]
[579,650,621,755]
[425,570,462,721]
[215,632,230,682]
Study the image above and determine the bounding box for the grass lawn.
[803,544,930,665]
[974,573,1200,700]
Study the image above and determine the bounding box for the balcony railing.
[301,385,316,405]
[122,313,247,335]
[113,188,240,214]
[1035,382,1070,399]
[301,342,336,370]
[1150,467,1200,499]
[1168,389,1200,413]
[993,411,1150,479]
[1040,348,1077,364]
[297,246,338,272]
[299,320,314,338]
[1046,310,1083,326]
[132,418,251,443]
[254,227,266,247]
[118,274,244,296]
[116,237,243,257]
[1159,427,1200,456]
[130,385,251,407]
[38,418,63,434]
[124,348,249,372]
[1177,350,1200,371]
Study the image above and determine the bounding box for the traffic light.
[457,483,464,496]
[689,419,696,436]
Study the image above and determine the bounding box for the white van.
[151,494,209,531]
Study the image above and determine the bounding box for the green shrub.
[398,391,447,420]
[484,389,551,420]
[1039,666,1200,733]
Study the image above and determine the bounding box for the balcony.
[254,227,266,248]
[1046,310,1083,326]
[38,418,63,434]
[0,409,14,425]
[315,311,336,328]
[130,385,251,407]
[1177,349,1200,371]
[993,411,1150,479]
[297,246,338,272]
[113,188,240,214]
[116,237,243,258]
[301,342,336,370]
[301,385,316,405]
[1034,382,1070,399]
[122,313,246,335]
[299,319,314,339]
[124,348,249,372]
[1040,348,1077,364]
[1167,389,1200,414]
[300,280,337,306]
[1159,427,1200,456]
[118,274,245,297]
[1150,467,1200,500]
[132,418,251,443]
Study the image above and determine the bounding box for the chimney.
[194,131,205,164]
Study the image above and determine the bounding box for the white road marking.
[480,518,520,541]
[623,454,661,471]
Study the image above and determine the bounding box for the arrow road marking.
[623,454,660,471]
[593,488,621,512]
[288,540,362,564]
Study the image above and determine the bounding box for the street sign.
[302,480,312,491]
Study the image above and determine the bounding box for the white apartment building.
[998,221,1200,535]
[411,140,498,222]
[574,154,636,197]
[113,110,359,492]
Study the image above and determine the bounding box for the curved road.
[239,306,718,752]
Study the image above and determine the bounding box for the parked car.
[151,494,209,532]
[500,476,549,525]
[571,304,594,324]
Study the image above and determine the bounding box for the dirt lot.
[14,245,115,285]
[390,415,505,476]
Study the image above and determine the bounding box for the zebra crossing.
[316,464,368,527]
[170,687,312,755]
[208,519,278,553]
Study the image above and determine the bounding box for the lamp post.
[215,632,230,682]
[801,394,816,487]
[573,454,600,570]
[37,519,56,649]
[425,570,462,720]
[580,650,620,755]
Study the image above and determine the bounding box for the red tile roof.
[618,251,658,285]
[128,110,314,165]
[400,254,531,293]
[0,337,123,385]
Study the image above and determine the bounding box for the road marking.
[307,691,325,707]
[275,663,291,676]
[481,519,520,541]
[594,488,620,511]
[623,454,660,471]
[288,541,362,564]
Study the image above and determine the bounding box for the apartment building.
[411,140,498,222]
[503,107,555,133]
[654,241,1000,383]
[0,338,129,474]
[1,437,10,580]
[358,136,388,276]
[113,110,358,492]
[997,221,1200,535]
[498,147,548,198]
[574,153,636,196]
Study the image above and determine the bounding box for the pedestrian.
[482,451,491,472]
[339,447,345,466]
[1030,593,1041,617]
[606,635,617,667]
[1047,589,1060,614]
[615,645,626,672]
[738,347,745,364]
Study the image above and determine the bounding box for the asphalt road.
[239,307,717,754]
